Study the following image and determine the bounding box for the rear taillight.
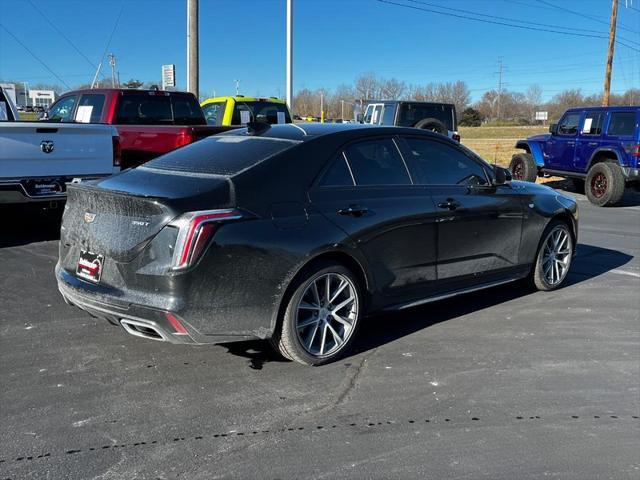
[112,136,122,167]
[175,130,194,149]
[633,144,640,157]
[169,209,242,270]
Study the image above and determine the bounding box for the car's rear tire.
[585,162,625,207]
[531,220,573,291]
[414,118,448,136]
[509,153,537,183]
[270,262,362,366]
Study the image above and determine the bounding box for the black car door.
[308,136,440,307]
[397,136,524,287]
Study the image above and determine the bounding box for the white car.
[0,87,121,206]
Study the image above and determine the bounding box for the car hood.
[525,133,550,142]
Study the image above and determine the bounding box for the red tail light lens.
[633,144,640,157]
[175,130,194,149]
[112,136,122,167]
[169,209,242,270]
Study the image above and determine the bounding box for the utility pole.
[603,0,618,106]
[495,59,503,120]
[22,82,29,107]
[320,92,324,123]
[187,0,199,99]
[286,0,293,113]
[108,53,117,87]
[341,99,344,121]
[235,79,240,96]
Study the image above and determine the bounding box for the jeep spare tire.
[414,118,448,136]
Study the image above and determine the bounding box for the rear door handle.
[437,199,460,211]
[338,205,368,217]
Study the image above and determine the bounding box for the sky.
[0,0,638,102]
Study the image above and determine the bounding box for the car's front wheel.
[531,220,573,291]
[271,262,362,366]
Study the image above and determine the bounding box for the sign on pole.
[535,111,548,121]
[162,64,176,90]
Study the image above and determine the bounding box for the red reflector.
[165,312,188,335]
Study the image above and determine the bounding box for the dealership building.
[28,89,56,108]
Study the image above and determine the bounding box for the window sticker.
[240,110,251,125]
[75,105,93,123]
[277,111,286,124]
[582,118,593,133]
[0,102,7,121]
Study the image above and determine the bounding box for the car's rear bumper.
[0,175,112,204]
[56,265,257,345]
[622,167,640,182]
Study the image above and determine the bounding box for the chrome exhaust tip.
[120,319,168,342]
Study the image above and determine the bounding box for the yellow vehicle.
[200,95,292,126]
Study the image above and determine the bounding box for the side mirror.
[493,166,512,186]
[356,113,363,123]
[549,123,558,135]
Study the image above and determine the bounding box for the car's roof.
[565,106,640,113]
[223,122,443,142]
[58,88,196,96]
[201,95,286,105]
[366,100,455,108]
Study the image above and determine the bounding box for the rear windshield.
[142,136,299,175]
[231,101,291,125]
[116,93,206,125]
[397,103,456,131]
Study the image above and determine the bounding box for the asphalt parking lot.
[1,187,639,480]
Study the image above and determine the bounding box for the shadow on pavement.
[0,206,62,248]
[224,243,633,367]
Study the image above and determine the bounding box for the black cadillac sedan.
[56,123,578,365]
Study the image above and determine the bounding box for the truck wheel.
[270,262,362,366]
[531,220,573,291]
[509,153,537,183]
[571,178,585,193]
[414,118,448,136]
[585,162,625,207]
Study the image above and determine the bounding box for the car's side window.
[319,154,355,187]
[344,138,411,186]
[558,113,581,135]
[402,137,489,187]
[382,104,396,125]
[47,95,77,122]
[581,112,603,135]
[76,94,106,123]
[607,112,636,136]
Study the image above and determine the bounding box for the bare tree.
[380,78,406,100]
[354,72,379,101]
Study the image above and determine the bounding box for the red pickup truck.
[43,89,236,168]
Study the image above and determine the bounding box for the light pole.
[341,99,344,121]
[286,0,293,113]
[320,92,324,123]
[187,0,199,98]
[23,82,29,107]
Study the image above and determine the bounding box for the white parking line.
[611,269,640,278]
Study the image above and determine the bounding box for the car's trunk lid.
[62,170,233,263]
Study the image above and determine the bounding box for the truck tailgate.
[0,122,118,178]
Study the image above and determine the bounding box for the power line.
[26,0,102,76]
[534,0,638,42]
[405,0,622,36]
[375,0,640,52]
[0,24,71,89]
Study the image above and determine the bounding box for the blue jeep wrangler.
[510,106,640,206]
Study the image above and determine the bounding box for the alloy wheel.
[591,172,608,198]
[541,226,572,286]
[294,272,358,357]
